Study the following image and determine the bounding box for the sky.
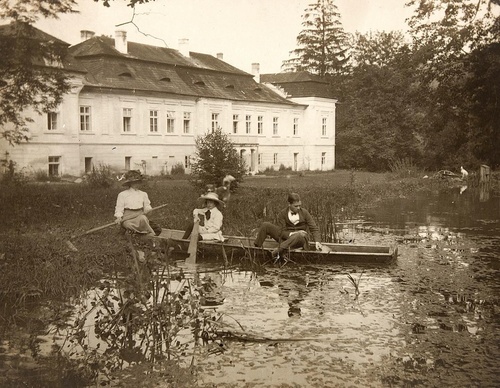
[31,0,412,74]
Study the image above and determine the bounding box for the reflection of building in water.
[418,223,461,241]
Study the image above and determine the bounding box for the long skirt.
[121,209,155,235]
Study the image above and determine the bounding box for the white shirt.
[288,210,300,225]
[114,188,152,218]
[193,206,224,241]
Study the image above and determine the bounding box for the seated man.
[254,192,322,256]
[183,192,225,241]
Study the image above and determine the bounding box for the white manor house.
[0,24,337,177]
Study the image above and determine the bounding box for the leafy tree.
[0,1,76,144]
[336,31,424,171]
[405,0,500,169]
[190,128,246,189]
[282,0,350,76]
[463,42,500,167]
[0,0,148,145]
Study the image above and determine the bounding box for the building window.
[48,156,60,176]
[321,152,326,168]
[245,115,251,134]
[183,112,191,134]
[273,117,279,135]
[166,111,175,133]
[47,112,58,131]
[149,110,158,133]
[258,153,262,165]
[123,108,132,132]
[273,153,278,164]
[184,155,190,169]
[293,117,299,136]
[233,114,239,134]
[257,116,263,134]
[125,156,131,170]
[211,113,219,132]
[322,117,327,136]
[84,157,93,173]
[80,106,91,131]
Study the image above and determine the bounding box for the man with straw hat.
[182,192,225,241]
[114,170,162,236]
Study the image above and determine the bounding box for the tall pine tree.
[282,0,350,76]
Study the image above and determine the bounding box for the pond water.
[8,184,499,387]
[187,184,499,387]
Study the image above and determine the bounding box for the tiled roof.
[64,36,293,104]
[261,71,335,99]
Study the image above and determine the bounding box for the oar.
[65,203,168,251]
[186,218,199,264]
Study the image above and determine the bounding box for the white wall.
[1,89,337,177]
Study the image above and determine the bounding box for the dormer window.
[160,77,171,82]
[118,72,132,78]
[193,80,205,86]
[225,84,235,89]
[254,86,262,91]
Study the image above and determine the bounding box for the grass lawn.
[243,170,391,188]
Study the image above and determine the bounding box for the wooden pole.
[186,218,199,264]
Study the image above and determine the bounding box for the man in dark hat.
[254,192,322,257]
[114,170,161,236]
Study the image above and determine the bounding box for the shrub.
[170,162,185,175]
[87,163,115,188]
[0,160,28,185]
[34,169,49,181]
[279,163,292,171]
[190,128,246,189]
[388,157,421,179]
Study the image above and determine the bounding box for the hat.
[200,192,225,207]
[287,192,302,205]
[122,170,144,186]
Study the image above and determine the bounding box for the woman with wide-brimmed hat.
[114,170,161,235]
[182,191,225,241]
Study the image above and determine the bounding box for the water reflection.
[30,186,500,387]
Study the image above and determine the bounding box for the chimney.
[216,52,223,60]
[80,30,95,42]
[115,30,127,54]
[251,63,260,83]
[178,38,190,57]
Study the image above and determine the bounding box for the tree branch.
[115,7,169,48]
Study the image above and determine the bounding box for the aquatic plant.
[346,270,364,300]
[52,240,226,385]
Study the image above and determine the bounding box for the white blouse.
[114,188,152,218]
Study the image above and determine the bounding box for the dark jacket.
[276,207,321,242]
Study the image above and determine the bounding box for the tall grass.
[388,157,422,179]
[87,163,115,188]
